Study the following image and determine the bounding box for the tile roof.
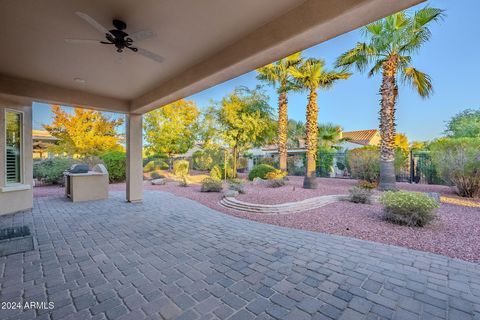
[32,130,58,140]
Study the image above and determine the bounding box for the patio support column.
[126,113,143,202]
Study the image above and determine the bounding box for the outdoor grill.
[65,164,109,202]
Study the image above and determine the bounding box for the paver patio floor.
[0,191,479,320]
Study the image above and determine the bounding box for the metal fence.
[252,150,447,185]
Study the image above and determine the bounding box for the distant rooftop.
[32,130,58,141]
[341,129,379,146]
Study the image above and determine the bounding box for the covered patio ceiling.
[0,0,423,114]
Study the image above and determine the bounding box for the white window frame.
[4,109,24,186]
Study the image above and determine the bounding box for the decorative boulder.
[151,178,166,185]
[426,192,441,204]
[252,177,267,185]
[223,190,239,198]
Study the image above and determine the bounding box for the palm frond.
[413,7,445,31]
[368,58,386,77]
[364,20,383,36]
[256,64,279,85]
[256,51,304,92]
[392,12,409,30]
[318,71,351,89]
[402,67,433,98]
[335,42,376,72]
[292,58,349,90]
[400,7,445,54]
[397,55,412,69]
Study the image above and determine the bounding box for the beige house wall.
[0,103,33,216]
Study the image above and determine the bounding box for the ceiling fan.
[65,12,164,63]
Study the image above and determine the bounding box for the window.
[5,111,22,185]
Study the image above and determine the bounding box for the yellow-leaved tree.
[143,99,200,158]
[44,105,124,157]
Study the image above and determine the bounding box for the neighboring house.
[254,129,380,156]
[33,130,58,159]
[249,129,380,177]
[338,129,380,151]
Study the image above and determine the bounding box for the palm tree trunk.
[303,90,318,189]
[278,90,288,172]
[379,58,398,191]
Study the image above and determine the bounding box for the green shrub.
[265,169,287,180]
[150,171,166,180]
[173,160,189,177]
[289,166,305,176]
[192,149,224,171]
[336,162,345,171]
[347,146,380,183]
[178,176,189,187]
[257,157,277,167]
[143,154,168,166]
[267,179,285,188]
[357,180,378,190]
[201,178,223,192]
[229,178,244,185]
[228,179,246,194]
[100,151,126,183]
[210,165,222,181]
[394,148,409,175]
[248,164,276,181]
[33,157,73,184]
[430,137,480,197]
[143,160,156,173]
[143,159,169,172]
[380,191,439,227]
[348,186,372,204]
[287,156,305,175]
[317,147,334,177]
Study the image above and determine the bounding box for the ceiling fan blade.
[75,11,112,36]
[65,39,102,44]
[129,30,156,42]
[136,47,164,63]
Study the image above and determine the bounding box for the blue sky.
[33,0,479,141]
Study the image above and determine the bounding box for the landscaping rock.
[224,190,239,198]
[151,178,166,185]
[426,192,441,204]
[252,177,267,185]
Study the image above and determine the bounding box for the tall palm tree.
[290,59,350,189]
[256,52,302,171]
[336,7,444,190]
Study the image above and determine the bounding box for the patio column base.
[126,113,143,202]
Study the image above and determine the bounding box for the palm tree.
[256,52,302,172]
[318,123,348,149]
[336,7,444,190]
[290,59,350,189]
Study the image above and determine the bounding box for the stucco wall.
[0,103,33,215]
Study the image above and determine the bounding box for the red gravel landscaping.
[33,177,480,263]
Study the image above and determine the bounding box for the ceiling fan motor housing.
[105,19,137,52]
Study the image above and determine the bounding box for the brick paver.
[0,191,479,319]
